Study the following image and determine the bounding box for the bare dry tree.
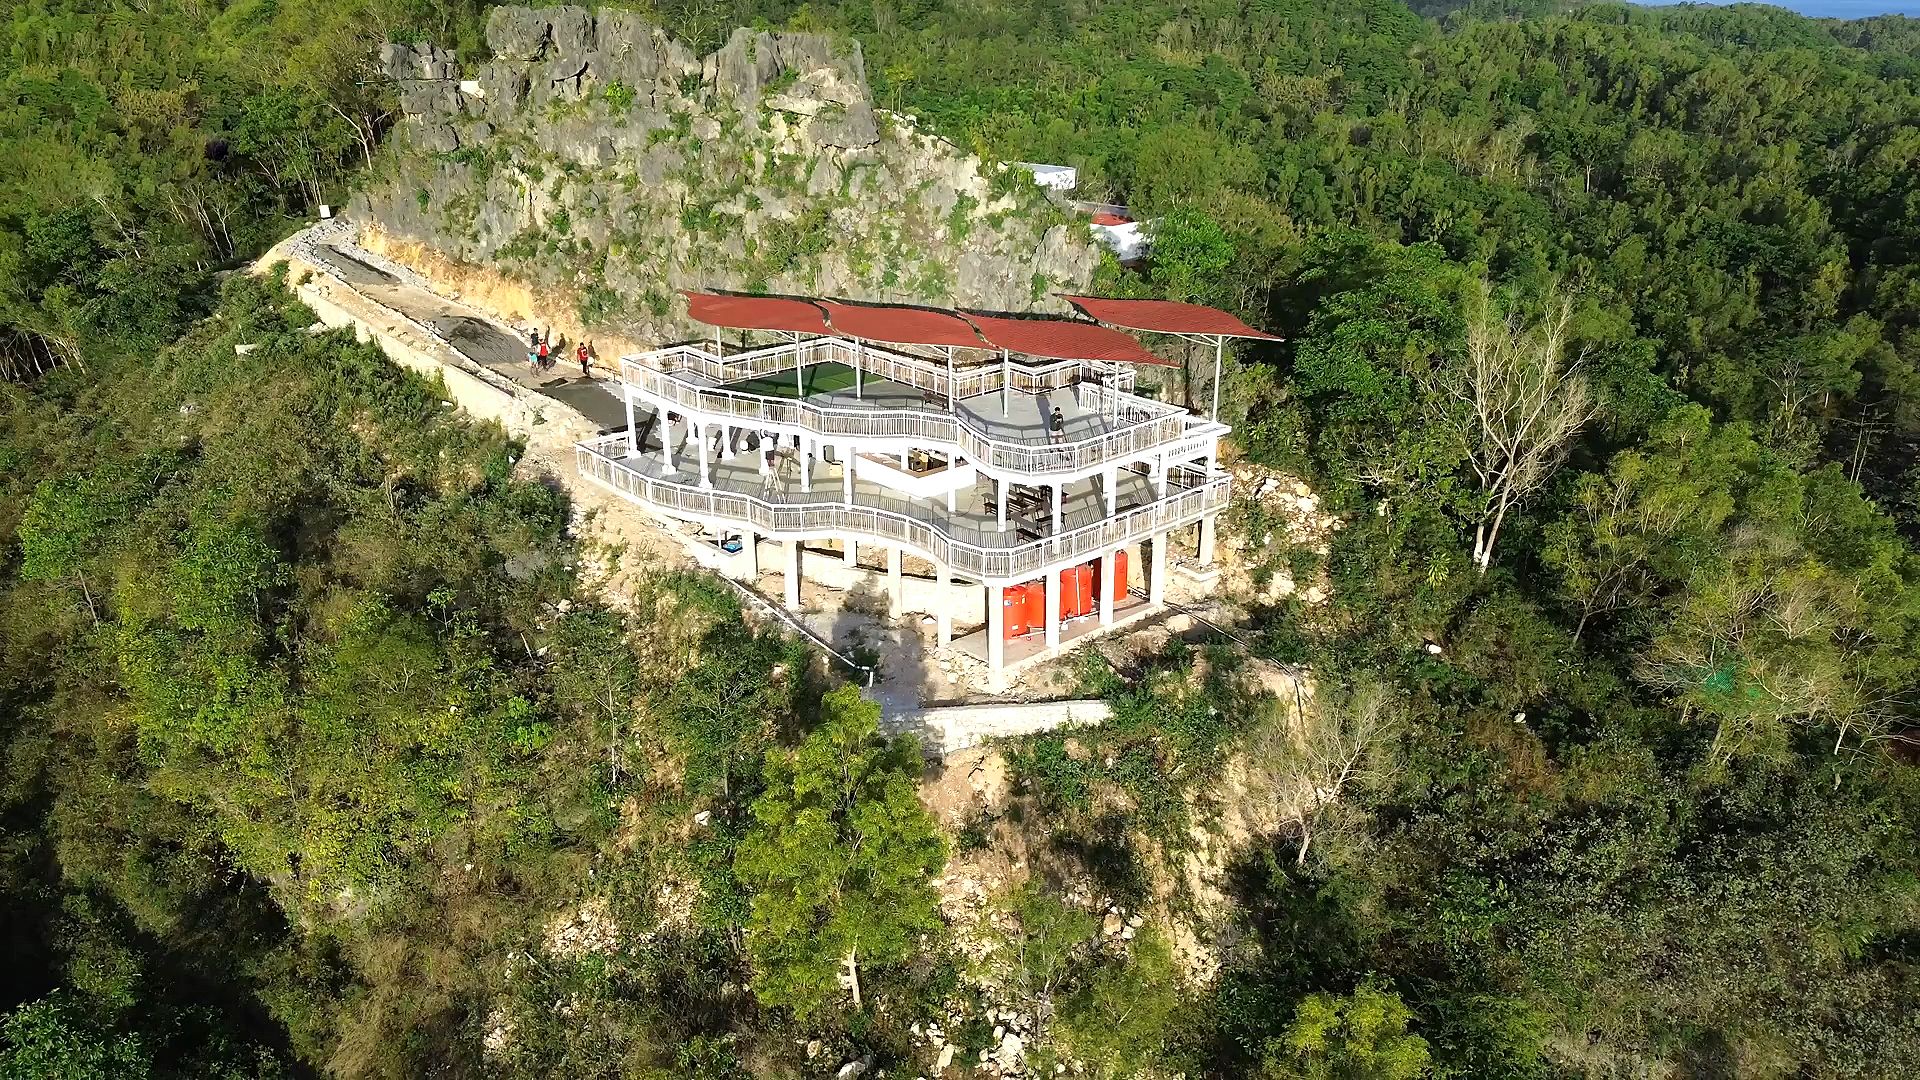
[1244,677,1403,867]
[1437,280,1595,572]
[1,327,83,382]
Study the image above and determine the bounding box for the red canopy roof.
[683,291,829,335]
[816,301,984,349]
[1062,296,1283,340]
[963,313,1175,367]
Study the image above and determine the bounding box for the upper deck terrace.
[617,335,1225,482]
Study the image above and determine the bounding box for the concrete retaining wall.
[885,699,1113,756]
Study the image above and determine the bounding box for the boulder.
[487,7,549,60]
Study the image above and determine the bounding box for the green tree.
[1056,928,1189,1077]
[0,994,150,1080]
[1261,984,1432,1080]
[733,685,945,1019]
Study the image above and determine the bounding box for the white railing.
[621,362,1193,477]
[575,435,1228,581]
[633,336,1135,404]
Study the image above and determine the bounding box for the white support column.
[997,477,1008,533]
[1104,467,1117,516]
[1099,550,1116,626]
[1199,514,1217,567]
[1000,349,1010,417]
[842,448,854,505]
[987,584,1005,673]
[888,546,904,620]
[855,341,865,399]
[1149,532,1168,606]
[1052,483,1063,534]
[1155,454,1169,498]
[659,411,677,474]
[785,540,802,611]
[1044,569,1061,649]
[758,435,770,476]
[798,435,812,493]
[623,390,637,455]
[937,564,953,647]
[696,422,711,488]
[946,482,956,512]
[743,530,758,577]
[844,538,858,567]
[1210,336,1224,422]
[720,423,736,460]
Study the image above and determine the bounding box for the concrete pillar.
[696,423,711,488]
[799,435,812,493]
[743,531,758,577]
[623,391,637,455]
[937,564,953,647]
[1100,550,1116,626]
[721,423,737,459]
[1155,454,1168,498]
[844,538,858,567]
[1104,467,1117,515]
[785,540,802,611]
[843,446,854,505]
[659,412,677,474]
[1044,568,1061,648]
[757,434,770,476]
[1052,483,1063,534]
[1149,532,1167,605]
[888,546,904,620]
[997,476,1007,533]
[987,584,1004,673]
[1198,514,1217,567]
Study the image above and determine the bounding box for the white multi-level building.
[575,291,1278,679]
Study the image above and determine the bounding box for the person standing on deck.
[1048,406,1067,446]
[761,446,781,501]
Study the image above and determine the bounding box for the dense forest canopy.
[5,0,1920,1077]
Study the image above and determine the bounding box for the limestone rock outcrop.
[355,7,1097,345]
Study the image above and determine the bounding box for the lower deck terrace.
[579,402,1228,586]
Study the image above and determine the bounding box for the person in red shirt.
[577,341,591,377]
[536,336,550,372]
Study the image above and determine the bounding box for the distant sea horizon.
[1684,0,1920,16]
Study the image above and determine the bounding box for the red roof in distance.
[1062,295,1283,340]
[963,313,1175,367]
[817,301,984,349]
[684,291,829,335]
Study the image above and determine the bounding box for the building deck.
[619,403,1162,550]
[709,362,1163,450]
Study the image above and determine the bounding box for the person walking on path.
[536,336,551,373]
[527,328,540,372]
[577,341,592,377]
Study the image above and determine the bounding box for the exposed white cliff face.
[355,7,1098,345]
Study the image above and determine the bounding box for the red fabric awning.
[962,313,1175,367]
[1062,295,1283,340]
[683,291,830,334]
[816,301,984,349]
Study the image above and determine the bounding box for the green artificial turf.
[724,362,859,399]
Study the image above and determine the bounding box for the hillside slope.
[355,6,1097,346]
